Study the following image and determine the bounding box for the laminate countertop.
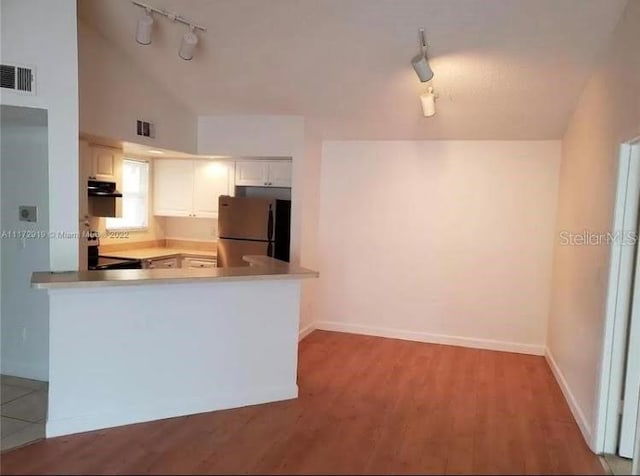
[31,256,318,290]
[102,247,217,260]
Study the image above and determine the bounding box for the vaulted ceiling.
[78,0,628,140]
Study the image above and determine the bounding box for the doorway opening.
[598,138,640,474]
[0,105,50,452]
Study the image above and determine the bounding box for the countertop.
[102,247,217,260]
[31,256,318,290]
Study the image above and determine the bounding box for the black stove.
[91,255,142,270]
[88,243,142,270]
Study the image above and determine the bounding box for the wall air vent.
[0,63,35,94]
[136,119,155,138]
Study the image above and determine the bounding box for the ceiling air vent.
[1,63,35,94]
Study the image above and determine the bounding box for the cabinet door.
[80,140,93,183]
[79,140,91,218]
[267,161,292,187]
[153,159,194,217]
[91,146,120,182]
[147,257,179,269]
[235,161,269,186]
[182,257,217,269]
[192,161,232,218]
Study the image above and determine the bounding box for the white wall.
[1,0,79,272]
[1,107,50,380]
[197,115,306,261]
[78,21,197,154]
[46,279,301,437]
[1,0,79,380]
[197,115,318,331]
[163,217,218,242]
[316,140,561,354]
[298,126,323,334]
[547,0,640,450]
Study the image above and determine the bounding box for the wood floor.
[0,331,604,475]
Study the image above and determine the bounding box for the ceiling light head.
[411,28,434,82]
[420,86,437,117]
[412,54,434,82]
[136,9,154,45]
[179,26,199,61]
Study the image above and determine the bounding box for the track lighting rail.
[132,0,207,32]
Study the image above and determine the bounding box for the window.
[105,159,149,230]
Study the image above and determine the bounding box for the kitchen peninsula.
[32,257,318,437]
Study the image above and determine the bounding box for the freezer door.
[216,239,271,268]
[218,196,275,241]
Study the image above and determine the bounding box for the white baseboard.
[298,322,316,341]
[314,321,545,356]
[46,384,298,438]
[545,347,595,451]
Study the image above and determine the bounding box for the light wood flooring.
[0,331,605,475]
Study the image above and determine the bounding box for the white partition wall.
[316,140,561,355]
[46,279,302,437]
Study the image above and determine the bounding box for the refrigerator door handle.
[267,205,274,241]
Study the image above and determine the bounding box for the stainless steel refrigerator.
[217,196,291,267]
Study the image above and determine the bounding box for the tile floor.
[603,453,633,475]
[1,375,47,452]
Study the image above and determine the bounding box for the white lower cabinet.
[143,257,179,269]
[142,255,217,269]
[182,257,217,269]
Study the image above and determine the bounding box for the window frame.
[105,158,150,232]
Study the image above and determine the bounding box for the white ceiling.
[78,0,628,140]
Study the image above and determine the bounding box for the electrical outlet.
[19,205,37,222]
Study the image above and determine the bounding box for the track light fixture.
[179,26,199,61]
[136,8,154,45]
[411,28,434,82]
[420,86,437,117]
[411,28,437,117]
[132,1,206,60]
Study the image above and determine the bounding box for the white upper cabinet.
[154,159,193,217]
[88,145,121,182]
[235,160,292,187]
[192,161,232,218]
[267,161,293,187]
[154,159,233,218]
[235,161,270,186]
[79,140,91,218]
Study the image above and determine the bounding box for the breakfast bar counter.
[33,256,318,438]
[32,256,318,289]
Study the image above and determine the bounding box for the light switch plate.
[19,205,37,222]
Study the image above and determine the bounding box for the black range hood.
[88,180,123,198]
